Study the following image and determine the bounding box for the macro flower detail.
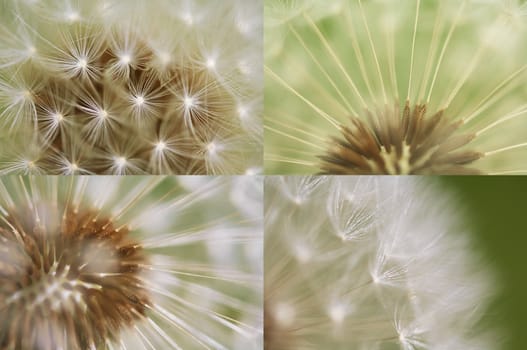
[265,0,527,174]
[0,0,262,175]
[0,207,150,349]
[320,102,481,174]
[265,176,498,349]
[0,176,263,349]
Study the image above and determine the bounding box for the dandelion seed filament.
[0,207,151,350]
[0,2,260,175]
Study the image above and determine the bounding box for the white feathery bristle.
[0,176,263,349]
[0,0,262,174]
[265,0,527,175]
[265,176,498,349]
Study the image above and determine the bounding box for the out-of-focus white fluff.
[265,176,498,349]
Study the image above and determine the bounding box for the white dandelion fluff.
[264,176,498,349]
[265,0,527,174]
[0,0,262,175]
[0,175,263,349]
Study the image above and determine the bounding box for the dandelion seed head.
[206,57,216,69]
[158,51,171,65]
[26,45,37,56]
[155,140,166,152]
[65,11,80,22]
[238,104,248,118]
[119,54,131,65]
[52,112,63,122]
[133,95,144,106]
[265,176,498,349]
[321,102,483,174]
[76,58,87,69]
[207,141,217,155]
[0,205,150,349]
[11,92,32,114]
[184,95,195,109]
[292,241,311,263]
[273,303,295,327]
[328,302,347,325]
[0,0,262,174]
[266,0,527,174]
[115,156,127,167]
[0,176,262,349]
[25,159,35,168]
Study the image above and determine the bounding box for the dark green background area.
[441,177,527,350]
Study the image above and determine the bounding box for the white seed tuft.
[0,0,262,174]
[265,176,498,349]
[265,0,527,175]
[0,176,263,349]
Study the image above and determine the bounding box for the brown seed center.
[0,206,151,350]
[19,29,236,174]
[319,102,483,174]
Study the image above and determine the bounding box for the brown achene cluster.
[0,206,151,350]
[18,29,237,174]
[319,102,483,174]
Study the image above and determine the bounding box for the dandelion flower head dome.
[0,176,263,349]
[265,0,527,174]
[0,0,262,174]
[265,176,498,349]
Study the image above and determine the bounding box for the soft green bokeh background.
[264,0,527,174]
[441,176,527,350]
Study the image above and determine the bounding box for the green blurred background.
[441,177,527,349]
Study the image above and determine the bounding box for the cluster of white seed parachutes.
[0,0,262,175]
[265,176,497,349]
